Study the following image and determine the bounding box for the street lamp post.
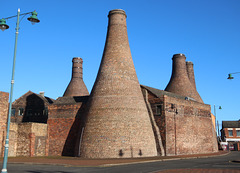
[0,8,40,173]
[227,72,240,79]
[214,105,222,137]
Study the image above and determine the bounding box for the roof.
[140,85,187,100]
[37,93,55,104]
[53,96,89,105]
[222,121,240,128]
[13,91,55,105]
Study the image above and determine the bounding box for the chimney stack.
[186,61,196,90]
[77,9,157,158]
[63,57,89,97]
[39,91,44,97]
[165,54,203,103]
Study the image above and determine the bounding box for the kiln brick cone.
[78,9,158,158]
[186,61,196,90]
[63,57,89,97]
[165,54,203,103]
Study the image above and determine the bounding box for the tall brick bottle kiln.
[165,54,203,103]
[186,61,196,90]
[77,9,158,158]
[63,57,89,96]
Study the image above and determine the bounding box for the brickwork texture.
[165,54,203,103]
[8,122,47,157]
[63,57,89,97]
[78,9,158,158]
[0,91,9,156]
[2,9,219,159]
[150,95,218,156]
[48,103,83,156]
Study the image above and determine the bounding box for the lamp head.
[0,18,9,31]
[27,11,40,25]
[227,73,234,80]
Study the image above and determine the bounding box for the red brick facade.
[47,98,87,156]
[223,128,240,139]
[221,121,240,150]
[146,92,218,156]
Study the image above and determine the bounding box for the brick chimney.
[165,54,203,103]
[77,9,157,158]
[63,57,89,97]
[186,61,196,90]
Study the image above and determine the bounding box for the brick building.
[0,91,9,156]
[0,91,53,157]
[221,120,240,150]
[0,9,219,158]
[11,91,54,123]
[47,56,89,156]
[141,85,218,155]
[47,96,88,156]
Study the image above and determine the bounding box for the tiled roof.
[140,85,187,100]
[53,96,89,105]
[13,90,55,105]
[222,121,240,128]
[37,94,55,104]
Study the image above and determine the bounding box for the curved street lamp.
[0,9,40,173]
[214,105,222,137]
[227,72,240,80]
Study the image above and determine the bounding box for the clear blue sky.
[1,0,240,126]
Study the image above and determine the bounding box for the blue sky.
[1,0,240,126]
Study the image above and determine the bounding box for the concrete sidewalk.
[0,151,230,167]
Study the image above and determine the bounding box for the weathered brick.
[78,9,158,158]
[0,91,9,156]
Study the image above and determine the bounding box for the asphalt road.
[4,151,240,173]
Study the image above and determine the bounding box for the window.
[18,108,24,116]
[43,107,48,116]
[26,109,32,116]
[228,130,233,137]
[237,130,240,137]
[11,108,16,117]
[156,105,162,115]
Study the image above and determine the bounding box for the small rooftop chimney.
[77,9,157,158]
[39,91,44,97]
[165,54,203,103]
[63,57,89,97]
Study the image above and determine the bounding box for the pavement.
[0,151,231,167]
[156,169,240,173]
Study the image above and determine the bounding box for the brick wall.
[9,123,18,157]
[8,122,47,157]
[0,91,9,156]
[224,128,240,139]
[148,94,218,156]
[162,96,218,155]
[47,103,83,156]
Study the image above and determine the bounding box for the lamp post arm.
[1,8,20,173]
[230,72,240,75]
[3,11,32,20]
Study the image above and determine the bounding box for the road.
[4,151,240,173]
